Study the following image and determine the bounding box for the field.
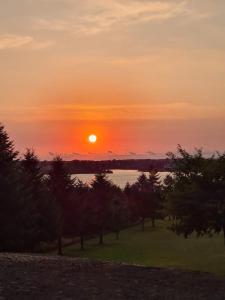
[63,221,225,276]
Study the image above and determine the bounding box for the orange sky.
[1,0,225,159]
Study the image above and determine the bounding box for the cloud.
[28,40,54,50]
[146,151,156,156]
[36,1,191,36]
[0,34,53,50]
[48,151,83,159]
[129,151,137,156]
[107,150,116,155]
[0,34,33,50]
[3,102,225,122]
[72,152,82,156]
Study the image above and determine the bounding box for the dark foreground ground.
[0,253,225,300]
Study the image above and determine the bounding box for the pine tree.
[21,149,58,249]
[0,123,18,170]
[147,171,162,228]
[0,124,36,251]
[0,124,19,250]
[135,173,150,231]
[127,172,162,231]
[110,185,127,240]
[69,179,92,250]
[48,156,74,255]
[91,173,113,245]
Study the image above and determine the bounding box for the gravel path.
[0,253,225,300]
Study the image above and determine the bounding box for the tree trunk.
[151,217,155,228]
[142,217,145,231]
[57,233,62,255]
[115,230,120,240]
[58,216,63,255]
[80,235,84,251]
[223,225,225,246]
[99,229,104,245]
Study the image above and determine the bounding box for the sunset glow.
[1,1,225,159]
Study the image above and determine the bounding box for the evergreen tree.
[135,173,150,231]
[0,124,19,250]
[0,123,18,170]
[126,172,162,231]
[0,124,37,251]
[124,182,139,224]
[110,185,127,240]
[91,173,113,245]
[147,171,162,228]
[69,179,92,250]
[48,156,74,255]
[21,149,58,249]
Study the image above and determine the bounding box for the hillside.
[0,253,225,299]
[63,221,225,276]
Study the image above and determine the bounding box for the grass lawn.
[62,221,225,276]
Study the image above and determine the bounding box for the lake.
[71,170,170,189]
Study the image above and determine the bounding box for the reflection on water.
[71,169,170,189]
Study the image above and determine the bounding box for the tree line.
[40,158,171,174]
[1,123,225,255]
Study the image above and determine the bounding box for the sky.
[1,0,225,160]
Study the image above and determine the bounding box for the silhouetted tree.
[48,156,74,255]
[162,174,175,221]
[90,173,113,245]
[147,171,162,227]
[0,124,20,251]
[110,185,128,240]
[211,153,225,243]
[135,173,149,231]
[0,124,40,251]
[126,172,162,231]
[65,179,92,250]
[166,145,225,244]
[124,182,139,224]
[0,123,18,169]
[21,149,58,249]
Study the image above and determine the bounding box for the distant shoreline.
[39,158,172,174]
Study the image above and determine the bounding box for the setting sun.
[88,134,97,144]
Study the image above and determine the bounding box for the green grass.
[63,221,225,276]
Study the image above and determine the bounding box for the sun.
[88,134,97,143]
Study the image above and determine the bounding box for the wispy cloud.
[48,151,82,159]
[3,102,225,122]
[28,40,54,50]
[146,151,156,156]
[36,1,191,36]
[46,150,163,160]
[0,34,53,50]
[0,35,33,50]
[108,150,113,154]
[129,151,137,156]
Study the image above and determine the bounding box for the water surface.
[71,169,170,189]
